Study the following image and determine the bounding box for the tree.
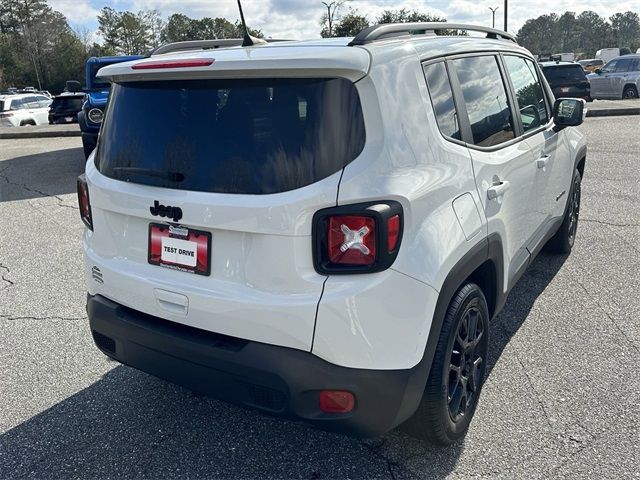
[98,7,168,55]
[161,13,262,43]
[376,8,445,24]
[610,12,640,52]
[331,10,369,37]
[322,7,448,38]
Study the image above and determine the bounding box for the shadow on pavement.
[487,251,567,377]
[0,244,566,479]
[0,147,85,202]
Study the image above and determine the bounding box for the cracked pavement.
[1,119,639,479]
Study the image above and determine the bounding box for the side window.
[630,59,640,72]
[614,58,631,73]
[423,61,461,141]
[451,55,515,148]
[503,56,549,132]
[9,98,24,110]
[603,60,617,73]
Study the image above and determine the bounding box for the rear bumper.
[87,294,428,437]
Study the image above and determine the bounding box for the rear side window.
[613,58,632,72]
[0,101,4,111]
[96,78,366,194]
[423,62,461,141]
[9,98,24,110]
[451,56,515,148]
[504,56,549,132]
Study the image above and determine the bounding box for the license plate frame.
[148,223,211,276]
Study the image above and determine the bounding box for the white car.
[79,23,587,444]
[0,93,52,127]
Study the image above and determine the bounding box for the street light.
[489,6,499,29]
[504,0,508,32]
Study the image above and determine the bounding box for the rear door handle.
[536,155,550,169]
[487,181,510,200]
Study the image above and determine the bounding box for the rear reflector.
[319,390,355,414]
[77,174,93,230]
[132,59,215,70]
[387,215,400,252]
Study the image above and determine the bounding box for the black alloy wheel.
[447,306,487,423]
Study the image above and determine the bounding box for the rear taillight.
[313,201,403,274]
[77,174,93,230]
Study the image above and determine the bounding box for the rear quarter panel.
[313,45,488,369]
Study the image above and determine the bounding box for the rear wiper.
[111,167,185,182]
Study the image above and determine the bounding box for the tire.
[546,168,581,254]
[623,85,638,99]
[403,283,489,445]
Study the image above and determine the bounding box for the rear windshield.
[95,78,366,194]
[51,96,84,110]
[542,66,586,85]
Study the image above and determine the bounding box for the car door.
[449,54,537,286]
[608,58,632,98]
[501,55,571,245]
[589,59,617,98]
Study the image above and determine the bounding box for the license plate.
[65,116,73,122]
[561,87,570,93]
[148,223,211,275]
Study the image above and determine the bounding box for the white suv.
[79,23,587,444]
[0,93,52,126]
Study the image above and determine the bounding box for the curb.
[586,107,640,118]
[0,130,81,140]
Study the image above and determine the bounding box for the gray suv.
[587,54,640,99]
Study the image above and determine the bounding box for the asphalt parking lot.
[1,116,639,479]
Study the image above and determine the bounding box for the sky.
[50,0,638,41]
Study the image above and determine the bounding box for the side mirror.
[66,80,82,93]
[553,98,585,130]
[594,68,602,74]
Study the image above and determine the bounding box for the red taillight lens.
[132,58,215,70]
[387,215,400,252]
[77,174,93,230]
[328,215,376,265]
[313,201,403,275]
[319,390,355,414]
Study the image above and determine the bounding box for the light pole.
[321,1,337,37]
[503,0,508,32]
[489,6,499,29]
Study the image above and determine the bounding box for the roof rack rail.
[150,38,291,56]
[348,23,517,46]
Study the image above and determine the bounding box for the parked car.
[587,54,640,99]
[79,55,144,158]
[79,24,586,444]
[48,92,85,124]
[541,61,591,101]
[0,93,52,126]
[578,58,604,73]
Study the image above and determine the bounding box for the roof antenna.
[237,0,266,47]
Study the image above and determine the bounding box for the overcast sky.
[50,0,638,40]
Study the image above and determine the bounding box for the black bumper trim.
[87,295,431,437]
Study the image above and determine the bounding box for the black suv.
[541,61,591,101]
[48,93,85,124]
